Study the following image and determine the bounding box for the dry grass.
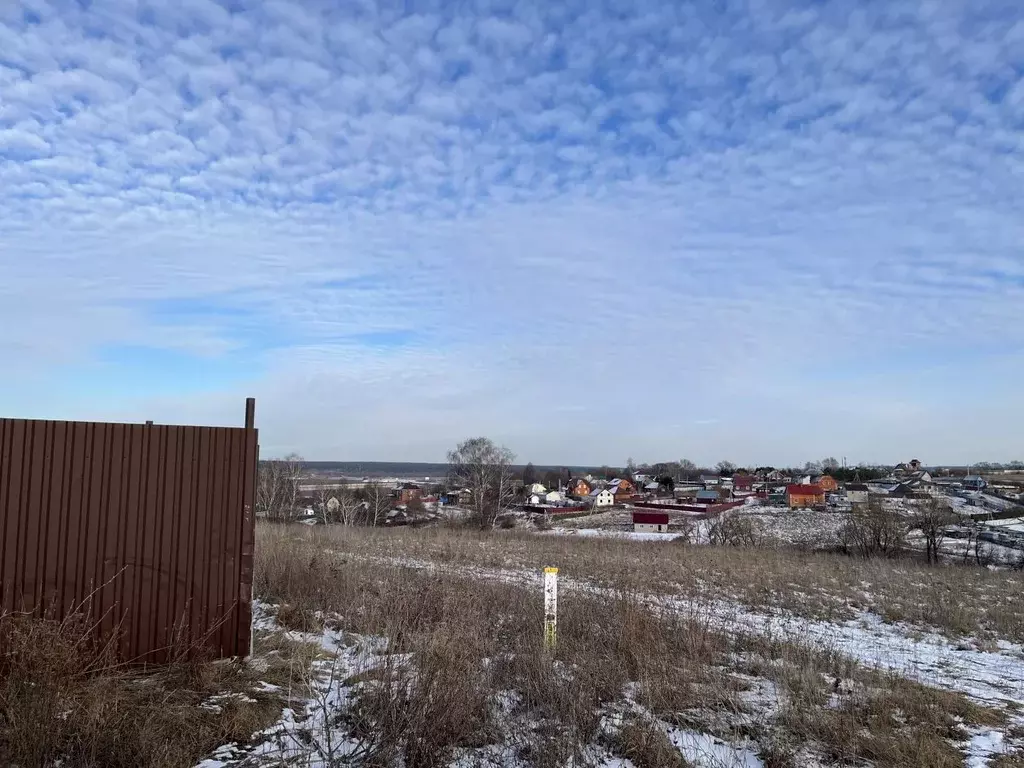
[612,718,692,766]
[288,523,1024,643]
[15,522,1013,767]
[250,524,1008,767]
[0,611,287,768]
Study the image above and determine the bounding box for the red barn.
[632,510,670,533]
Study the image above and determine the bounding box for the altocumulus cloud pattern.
[1,0,1022,464]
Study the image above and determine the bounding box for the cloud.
[0,125,50,157]
[0,0,1023,465]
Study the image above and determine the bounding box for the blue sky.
[1,0,1023,465]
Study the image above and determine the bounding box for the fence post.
[543,567,558,651]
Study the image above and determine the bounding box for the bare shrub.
[612,717,689,766]
[0,612,279,768]
[354,616,494,766]
[840,498,906,558]
[672,516,697,544]
[706,515,762,547]
[908,498,957,564]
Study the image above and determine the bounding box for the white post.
[543,567,558,651]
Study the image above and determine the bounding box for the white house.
[845,483,870,504]
[529,490,565,505]
[633,510,670,534]
[528,483,547,494]
[588,488,615,508]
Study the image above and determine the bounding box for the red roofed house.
[787,484,825,509]
[632,510,670,534]
[733,473,754,492]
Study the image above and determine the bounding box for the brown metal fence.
[0,400,258,663]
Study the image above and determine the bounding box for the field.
[4,523,1024,767]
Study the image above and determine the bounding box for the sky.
[1,0,1023,467]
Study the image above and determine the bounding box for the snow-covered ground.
[547,527,688,542]
[337,554,1024,765]
[196,600,773,768]
[196,547,1024,767]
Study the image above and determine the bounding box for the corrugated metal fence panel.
[0,418,257,663]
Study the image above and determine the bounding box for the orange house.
[608,478,635,498]
[787,484,825,509]
[566,478,592,498]
[817,475,838,492]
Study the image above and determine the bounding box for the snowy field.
[190,525,1024,767]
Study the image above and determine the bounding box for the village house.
[815,475,839,493]
[632,510,670,534]
[395,482,422,504]
[733,473,754,492]
[588,488,615,508]
[566,477,592,498]
[695,489,720,505]
[608,478,636,501]
[845,483,870,504]
[440,488,468,506]
[787,484,825,509]
[527,482,548,495]
[700,474,721,487]
[526,490,564,505]
[963,475,987,491]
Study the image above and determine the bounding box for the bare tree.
[840,497,906,558]
[908,498,956,564]
[406,496,426,518]
[313,485,362,526]
[821,457,840,471]
[313,485,339,525]
[716,460,737,476]
[522,462,537,487]
[337,492,363,526]
[256,453,305,522]
[447,437,517,530]
[358,482,392,527]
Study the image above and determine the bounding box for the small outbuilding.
[632,510,670,534]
